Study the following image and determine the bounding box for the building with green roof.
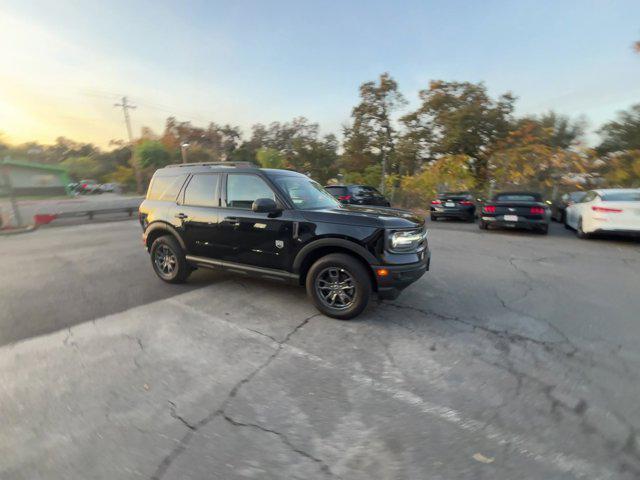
[1,158,71,197]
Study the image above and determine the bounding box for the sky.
[1,0,639,148]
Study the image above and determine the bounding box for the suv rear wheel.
[306,253,372,320]
[150,235,191,283]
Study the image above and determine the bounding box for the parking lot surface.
[1,218,639,479]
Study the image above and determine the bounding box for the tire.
[430,214,437,221]
[564,220,571,230]
[385,202,391,207]
[576,218,589,239]
[538,224,549,235]
[479,220,488,230]
[466,215,475,223]
[306,253,372,320]
[150,235,191,283]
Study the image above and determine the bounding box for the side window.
[183,174,220,207]
[582,191,596,203]
[147,174,187,201]
[226,174,275,209]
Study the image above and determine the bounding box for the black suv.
[325,184,391,207]
[139,162,430,319]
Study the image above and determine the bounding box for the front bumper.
[375,250,430,300]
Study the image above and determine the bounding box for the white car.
[565,188,640,238]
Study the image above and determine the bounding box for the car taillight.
[530,207,545,215]
[592,206,622,213]
[82,183,88,188]
[338,195,351,201]
[459,200,473,206]
[483,205,496,213]
[431,200,441,205]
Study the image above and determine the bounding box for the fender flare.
[144,222,187,251]
[292,237,378,273]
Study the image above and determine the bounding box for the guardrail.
[33,206,139,227]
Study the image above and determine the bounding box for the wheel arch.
[144,222,186,251]
[293,238,378,291]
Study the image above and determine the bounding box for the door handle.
[223,216,240,226]
[175,213,189,220]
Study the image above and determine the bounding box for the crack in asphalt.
[383,301,640,469]
[221,413,338,478]
[150,313,324,480]
[384,302,577,356]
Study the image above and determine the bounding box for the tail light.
[459,200,473,206]
[530,207,545,215]
[483,205,496,213]
[338,195,351,201]
[592,206,622,213]
[431,199,441,205]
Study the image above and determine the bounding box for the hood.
[301,205,424,229]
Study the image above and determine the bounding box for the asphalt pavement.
[1,217,639,479]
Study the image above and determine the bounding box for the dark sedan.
[325,184,391,207]
[430,192,476,222]
[479,191,551,234]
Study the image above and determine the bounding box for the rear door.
[175,173,222,257]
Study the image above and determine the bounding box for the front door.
[218,173,293,270]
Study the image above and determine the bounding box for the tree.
[601,150,640,187]
[597,104,640,154]
[402,80,515,188]
[256,147,285,169]
[160,117,242,162]
[134,140,171,170]
[489,120,598,193]
[397,155,475,209]
[60,156,101,181]
[342,73,406,192]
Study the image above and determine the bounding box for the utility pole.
[2,159,23,228]
[114,96,142,193]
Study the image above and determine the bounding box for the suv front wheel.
[150,235,191,284]
[306,253,372,320]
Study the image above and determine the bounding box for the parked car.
[324,184,391,207]
[99,183,120,193]
[139,163,430,319]
[479,191,551,234]
[565,188,640,239]
[551,191,586,222]
[430,191,476,222]
[77,179,101,194]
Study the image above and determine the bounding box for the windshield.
[275,176,341,209]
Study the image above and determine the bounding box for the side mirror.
[252,197,280,214]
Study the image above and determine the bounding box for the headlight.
[389,229,425,252]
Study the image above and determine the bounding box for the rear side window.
[147,174,187,201]
[325,186,347,196]
[494,194,540,202]
[601,191,640,201]
[226,174,275,209]
[183,174,220,207]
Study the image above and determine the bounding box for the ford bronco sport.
[139,162,430,319]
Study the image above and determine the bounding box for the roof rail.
[165,161,258,168]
